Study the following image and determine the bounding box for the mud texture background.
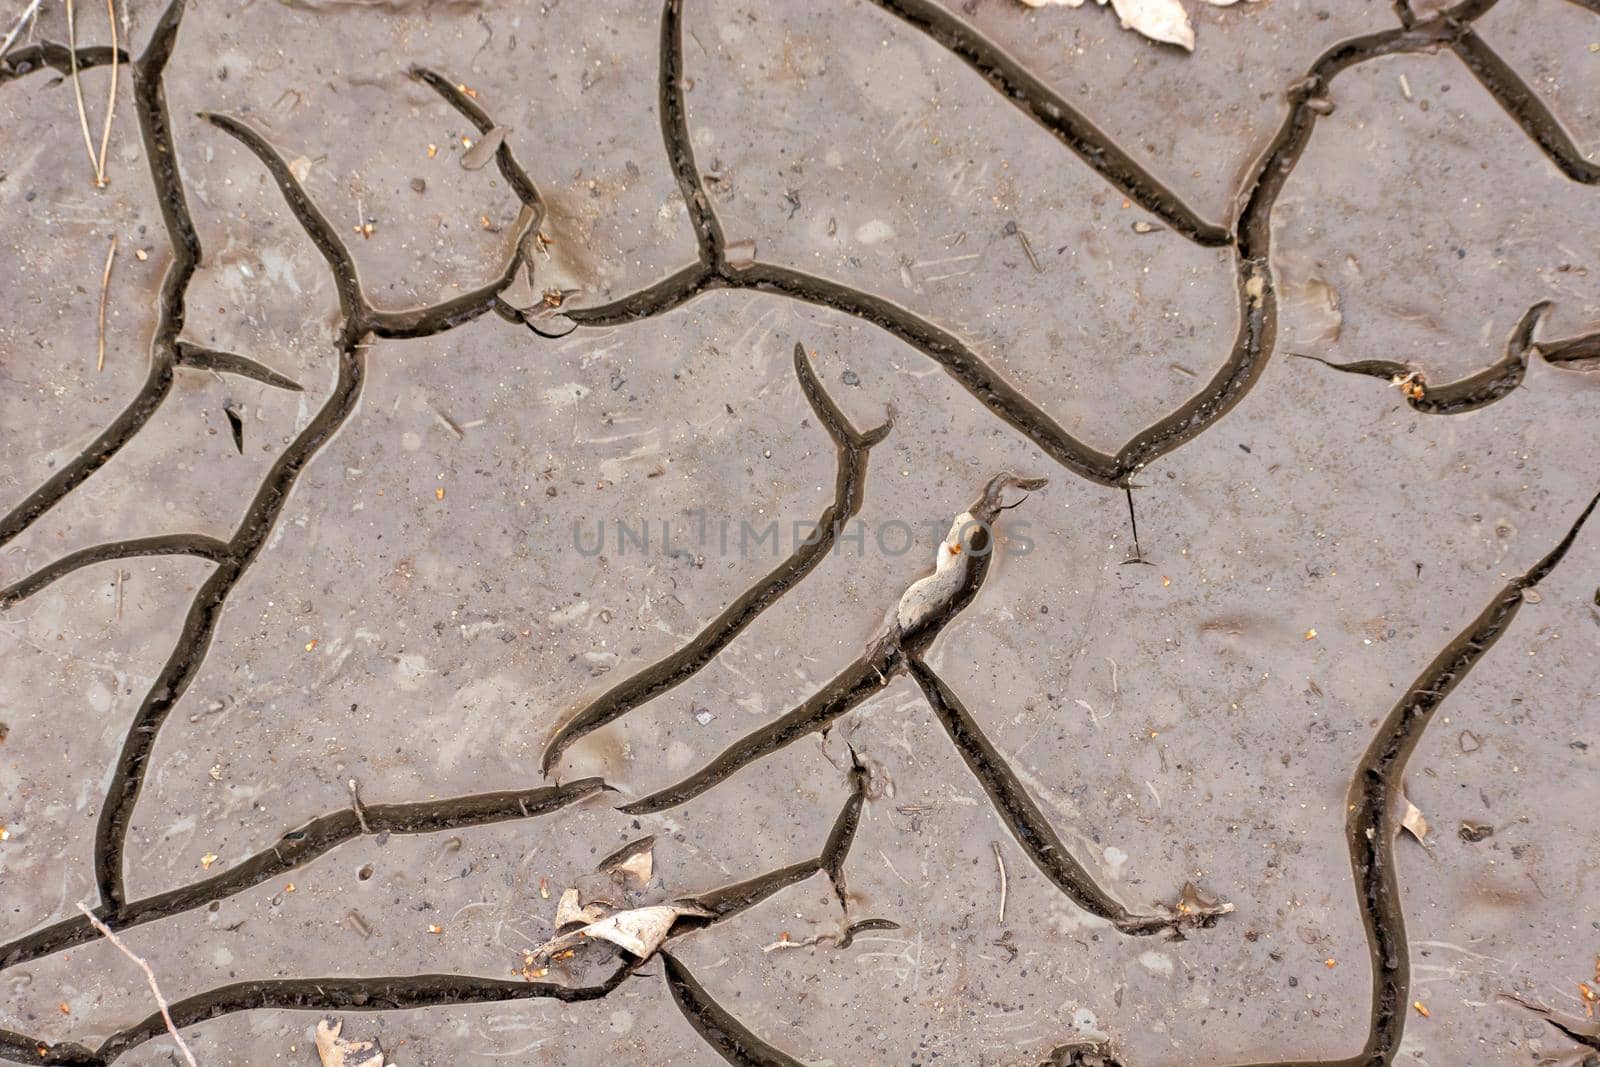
[2,0,1599,1064]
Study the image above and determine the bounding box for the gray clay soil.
[2,0,1599,1064]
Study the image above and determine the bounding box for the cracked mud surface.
[2,0,1598,1064]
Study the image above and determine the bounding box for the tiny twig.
[97,234,117,372]
[993,841,1007,924]
[0,0,43,57]
[66,0,101,186]
[1120,484,1147,566]
[95,0,119,186]
[1002,219,1042,274]
[74,902,199,1067]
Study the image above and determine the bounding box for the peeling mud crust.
[2,0,1599,1064]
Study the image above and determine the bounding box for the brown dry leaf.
[315,1018,385,1067]
[553,887,607,930]
[531,903,712,962]
[1400,797,1429,843]
[460,126,508,171]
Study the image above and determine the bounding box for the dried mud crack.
[2,0,1598,1062]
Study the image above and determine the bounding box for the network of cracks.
[2,0,1599,1063]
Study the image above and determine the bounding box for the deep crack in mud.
[2,0,1598,1062]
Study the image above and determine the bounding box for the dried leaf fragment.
[895,512,976,632]
[618,851,653,886]
[315,1018,385,1067]
[553,887,607,930]
[1400,797,1429,843]
[895,473,1047,633]
[1016,0,1266,50]
[1392,370,1426,401]
[1109,0,1194,50]
[531,903,712,963]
